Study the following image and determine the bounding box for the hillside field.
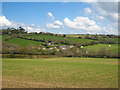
[2,57,118,88]
[84,44,118,53]
[6,38,44,46]
[23,34,95,44]
[2,34,95,46]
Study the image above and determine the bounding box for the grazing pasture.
[84,44,118,53]
[2,57,118,88]
[66,34,90,37]
[103,38,119,43]
[24,35,95,45]
[1,35,9,41]
[6,38,44,46]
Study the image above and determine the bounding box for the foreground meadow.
[2,57,118,88]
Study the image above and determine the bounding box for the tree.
[63,34,66,37]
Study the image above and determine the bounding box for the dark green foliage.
[2,27,27,35]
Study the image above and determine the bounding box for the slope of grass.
[0,35,1,41]
[24,35,95,45]
[66,34,90,37]
[2,57,118,88]
[93,37,119,44]
[66,35,119,43]
[84,44,118,53]
[1,35,9,41]
[6,38,44,46]
[101,38,119,43]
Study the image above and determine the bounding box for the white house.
[42,48,46,50]
[49,48,53,50]
[70,45,74,48]
[62,47,67,50]
[56,49,60,51]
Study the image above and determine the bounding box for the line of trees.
[2,27,27,35]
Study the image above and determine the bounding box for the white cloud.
[46,20,63,29]
[102,27,118,35]
[85,2,118,34]
[84,8,92,15]
[97,16,105,20]
[0,16,27,28]
[91,2,118,23]
[48,12,53,17]
[0,16,12,27]
[0,15,46,33]
[94,15,105,20]
[46,24,61,29]
[34,28,46,33]
[99,8,118,22]
[23,26,33,32]
[63,16,118,34]
[97,2,118,13]
[106,13,118,22]
[18,26,46,33]
[47,12,55,20]
[54,20,63,26]
[64,16,101,32]
[58,32,62,34]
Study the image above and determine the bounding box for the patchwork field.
[24,35,95,45]
[66,34,91,37]
[84,44,119,53]
[6,38,44,46]
[2,57,118,88]
[1,35,9,41]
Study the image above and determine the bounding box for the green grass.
[98,38,120,44]
[1,35,9,41]
[104,38,119,42]
[2,57,118,88]
[66,34,90,37]
[1,34,95,46]
[0,35,1,41]
[0,35,8,41]
[84,44,118,53]
[66,35,120,43]
[24,35,95,45]
[6,38,44,46]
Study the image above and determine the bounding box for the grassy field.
[0,35,9,41]
[84,44,118,53]
[2,57,118,88]
[66,34,119,43]
[24,35,95,44]
[2,34,95,46]
[2,35,8,40]
[104,38,119,43]
[66,34,90,37]
[6,38,44,46]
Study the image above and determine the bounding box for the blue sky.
[2,2,89,26]
[0,2,118,34]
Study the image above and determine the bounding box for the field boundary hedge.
[2,54,59,58]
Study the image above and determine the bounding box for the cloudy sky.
[0,1,118,34]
